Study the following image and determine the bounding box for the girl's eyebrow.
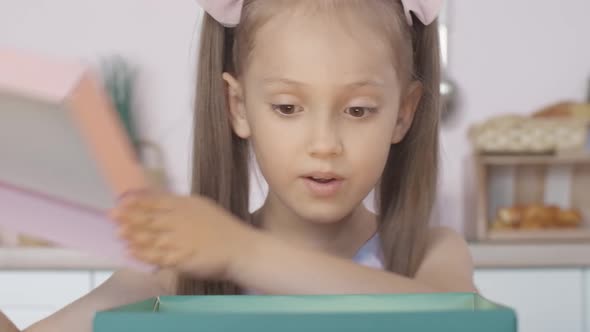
[261,77,386,89]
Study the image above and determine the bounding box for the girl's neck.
[253,193,377,259]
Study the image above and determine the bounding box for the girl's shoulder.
[423,226,472,262]
[414,226,477,292]
[426,226,467,246]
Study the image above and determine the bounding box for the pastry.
[491,204,584,231]
[557,210,582,228]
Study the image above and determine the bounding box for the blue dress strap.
[352,233,385,270]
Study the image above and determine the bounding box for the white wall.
[2,0,589,232]
[439,0,590,231]
[0,0,202,194]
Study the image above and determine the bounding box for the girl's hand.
[110,192,255,281]
[0,311,20,332]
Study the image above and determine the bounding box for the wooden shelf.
[472,151,590,242]
[0,247,122,270]
[487,229,590,242]
[477,153,590,166]
[470,242,590,268]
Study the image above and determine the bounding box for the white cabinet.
[0,271,92,330]
[2,308,54,330]
[91,270,115,288]
[585,270,590,332]
[0,271,91,308]
[0,270,116,329]
[475,269,584,332]
[0,268,589,331]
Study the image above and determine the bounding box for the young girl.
[2,0,476,330]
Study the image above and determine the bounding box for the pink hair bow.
[195,0,443,28]
[196,0,244,27]
[400,0,444,26]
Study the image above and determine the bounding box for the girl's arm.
[22,269,174,332]
[115,194,476,295]
[230,227,477,295]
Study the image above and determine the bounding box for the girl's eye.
[271,104,303,116]
[345,107,377,118]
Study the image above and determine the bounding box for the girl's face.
[225,8,420,223]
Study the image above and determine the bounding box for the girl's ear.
[392,81,423,144]
[222,72,251,139]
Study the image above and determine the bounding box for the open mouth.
[306,177,337,184]
[302,174,344,197]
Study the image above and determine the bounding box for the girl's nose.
[306,119,344,158]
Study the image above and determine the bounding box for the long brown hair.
[177,0,440,295]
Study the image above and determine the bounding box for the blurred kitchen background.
[1,0,589,331]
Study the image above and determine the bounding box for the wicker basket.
[469,115,589,155]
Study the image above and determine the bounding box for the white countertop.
[1,243,589,270]
[0,248,122,270]
[469,242,590,269]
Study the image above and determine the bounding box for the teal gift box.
[94,293,516,332]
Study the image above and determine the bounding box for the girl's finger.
[115,210,157,227]
[117,188,152,204]
[130,247,164,265]
[160,251,188,267]
[153,235,175,251]
[127,192,175,211]
[144,218,172,232]
[118,223,155,240]
[128,231,157,247]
